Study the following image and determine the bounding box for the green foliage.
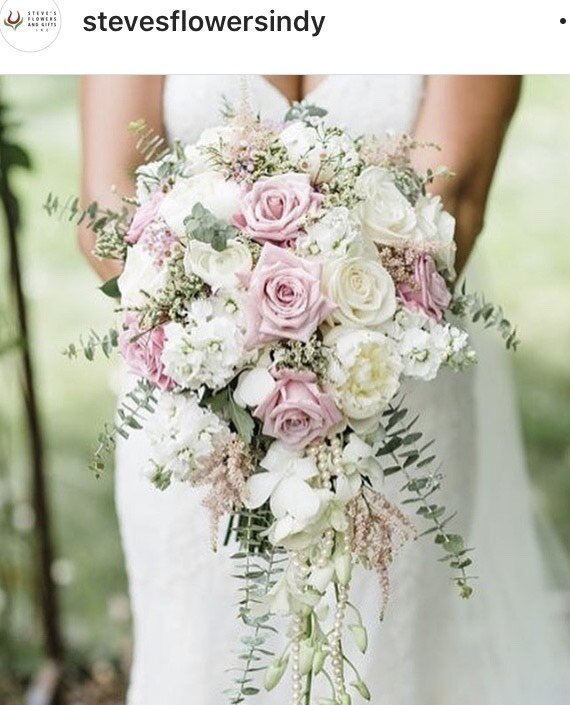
[127,118,169,163]
[285,101,328,123]
[90,379,156,478]
[226,510,287,704]
[63,327,119,362]
[99,276,121,299]
[184,202,237,251]
[43,193,129,261]
[376,399,476,599]
[450,280,520,351]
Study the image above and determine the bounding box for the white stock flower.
[159,171,241,236]
[146,391,228,482]
[326,327,402,421]
[243,442,330,545]
[398,327,445,381]
[280,122,358,183]
[356,167,416,245]
[296,207,360,259]
[161,297,244,390]
[118,244,168,308]
[412,194,457,276]
[184,238,252,292]
[323,255,396,328]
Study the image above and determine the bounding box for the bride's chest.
[164,75,424,143]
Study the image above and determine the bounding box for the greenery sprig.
[63,327,119,362]
[450,280,520,351]
[89,378,157,478]
[376,398,476,599]
[43,193,129,261]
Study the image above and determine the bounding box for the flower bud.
[334,551,352,586]
[348,624,368,653]
[299,640,316,675]
[351,680,371,701]
[312,648,327,674]
[264,655,288,691]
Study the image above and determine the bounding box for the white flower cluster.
[161,297,246,391]
[385,309,475,381]
[145,392,229,483]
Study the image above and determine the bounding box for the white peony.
[184,238,252,292]
[412,194,457,277]
[326,327,403,422]
[356,167,417,245]
[118,243,168,308]
[280,121,358,183]
[296,207,360,259]
[145,391,229,483]
[243,442,331,546]
[161,297,245,390]
[159,172,241,236]
[323,255,396,328]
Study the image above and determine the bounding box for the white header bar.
[0,1,568,73]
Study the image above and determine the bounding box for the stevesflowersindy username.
[83,9,326,37]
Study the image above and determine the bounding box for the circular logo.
[0,0,60,52]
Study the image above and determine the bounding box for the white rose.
[297,207,360,259]
[118,244,168,308]
[356,167,417,245]
[159,172,241,236]
[412,195,457,277]
[323,256,396,328]
[184,238,252,291]
[326,328,402,421]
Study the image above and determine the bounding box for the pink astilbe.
[193,435,255,546]
[346,490,416,619]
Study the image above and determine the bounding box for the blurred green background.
[0,76,569,681]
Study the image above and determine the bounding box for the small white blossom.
[146,391,229,482]
[161,297,245,390]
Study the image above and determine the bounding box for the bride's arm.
[79,76,165,280]
[413,76,521,273]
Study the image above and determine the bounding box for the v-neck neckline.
[258,75,332,108]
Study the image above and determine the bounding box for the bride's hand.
[79,76,165,281]
[412,76,521,275]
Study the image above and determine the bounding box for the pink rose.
[254,369,343,450]
[125,191,163,245]
[119,314,175,390]
[398,253,451,322]
[233,173,322,246]
[240,243,336,349]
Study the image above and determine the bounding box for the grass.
[0,75,568,669]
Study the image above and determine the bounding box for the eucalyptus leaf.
[184,202,237,251]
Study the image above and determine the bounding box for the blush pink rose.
[125,191,164,245]
[239,243,336,349]
[119,314,176,390]
[254,369,343,450]
[398,253,452,322]
[233,173,322,246]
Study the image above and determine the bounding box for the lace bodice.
[164,74,424,143]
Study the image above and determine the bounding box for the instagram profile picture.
[0,0,60,51]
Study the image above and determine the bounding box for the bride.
[78,76,569,705]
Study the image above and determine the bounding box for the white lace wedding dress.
[115,75,570,705]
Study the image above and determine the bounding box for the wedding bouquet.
[47,99,518,705]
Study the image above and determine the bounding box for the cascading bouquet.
[46,99,518,705]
